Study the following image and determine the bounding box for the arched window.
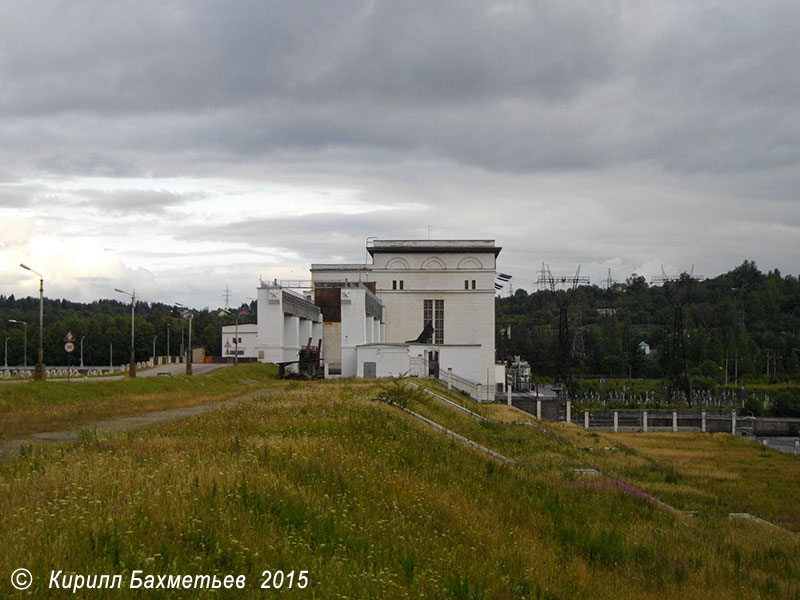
[421,257,446,270]
[386,257,410,270]
[457,257,482,269]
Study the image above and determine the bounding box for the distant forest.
[0,296,255,368]
[496,260,800,388]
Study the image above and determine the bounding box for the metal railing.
[415,356,485,401]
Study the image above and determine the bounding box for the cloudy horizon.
[2,1,798,308]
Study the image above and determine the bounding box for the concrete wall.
[407,343,482,382]
[221,323,258,358]
[256,285,284,363]
[340,287,366,377]
[322,322,342,373]
[256,283,322,367]
[356,344,411,378]
[753,418,800,436]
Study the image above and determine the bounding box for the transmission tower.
[652,265,702,405]
[604,268,616,290]
[571,299,585,359]
[542,264,589,393]
[223,285,232,310]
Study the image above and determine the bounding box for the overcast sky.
[2,1,798,308]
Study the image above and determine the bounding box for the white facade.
[312,240,500,392]
[221,323,258,359]
[255,282,323,371]
[316,284,386,377]
[356,343,481,381]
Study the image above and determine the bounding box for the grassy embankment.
[0,363,280,441]
[413,380,800,530]
[1,375,798,598]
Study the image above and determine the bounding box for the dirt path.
[0,387,274,460]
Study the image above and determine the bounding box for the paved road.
[756,436,800,456]
[137,362,229,378]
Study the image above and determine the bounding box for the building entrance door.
[364,362,376,378]
[427,350,440,378]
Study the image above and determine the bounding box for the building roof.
[367,239,501,257]
[310,263,371,271]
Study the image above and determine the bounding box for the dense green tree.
[496,260,800,387]
[0,295,251,367]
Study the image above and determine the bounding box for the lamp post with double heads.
[19,264,45,380]
[8,320,27,368]
[114,288,137,378]
[176,304,194,375]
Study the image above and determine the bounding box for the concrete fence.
[581,409,742,434]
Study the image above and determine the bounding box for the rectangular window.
[399,280,404,290]
[423,299,444,344]
[393,280,397,290]
[471,280,476,289]
[464,280,469,290]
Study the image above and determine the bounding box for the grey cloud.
[176,210,430,263]
[0,1,795,178]
[0,184,36,207]
[73,189,191,216]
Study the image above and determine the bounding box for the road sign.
[64,331,76,343]
[64,342,75,353]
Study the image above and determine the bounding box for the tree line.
[496,260,800,388]
[0,296,255,368]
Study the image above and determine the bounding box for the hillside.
[497,261,800,390]
[1,370,798,598]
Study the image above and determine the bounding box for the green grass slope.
[1,377,798,598]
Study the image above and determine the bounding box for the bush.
[771,388,800,418]
[376,378,427,409]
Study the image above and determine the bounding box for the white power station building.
[251,239,500,400]
[311,239,500,398]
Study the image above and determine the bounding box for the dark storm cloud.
[1,1,796,177]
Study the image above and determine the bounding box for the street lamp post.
[114,288,137,378]
[152,335,157,365]
[220,308,244,366]
[80,336,86,368]
[19,264,44,380]
[187,313,193,375]
[166,324,170,361]
[4,336,9,369]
